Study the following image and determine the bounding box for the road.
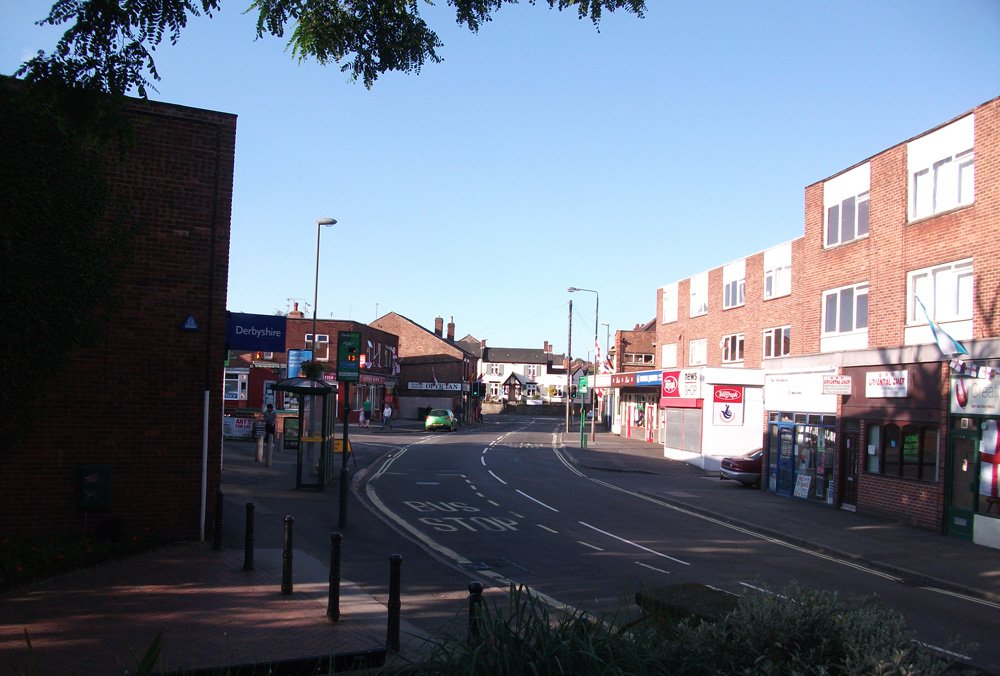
[359,416,999,672]
[221,415,999,671]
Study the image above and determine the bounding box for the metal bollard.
[243,502,255,571]
[265,436,274,467]
[467,581,484,641]
[281,515,294,594]
[327,532,343,621]
[213,489,224,551]
[386,554,402,652]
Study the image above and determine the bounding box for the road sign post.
[337,332,360,528]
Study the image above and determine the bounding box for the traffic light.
[472,381,481,397]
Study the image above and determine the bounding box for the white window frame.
[689,272,708,317]
[661,343,678,369]
[908,115,975,221]
[689,338,707,366]
[822,283,869,336]
[824,163,870,248]
[763,242,792,300]
[907,258,973,325]
[525,364,538,379]
[762,326,791,359]
[526,383,539,397]
[489,363,503,376]
[661,282,678,324]
[624,353,654,365]
[721,333,744,364]
[224,371,249,400]
[722,260,746,310]
[305,333,330,361]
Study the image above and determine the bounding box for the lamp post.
[601,321,610,427]
[312,218,338,354]
[568,287,598,441]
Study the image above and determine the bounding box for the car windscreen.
[428,409,449,416]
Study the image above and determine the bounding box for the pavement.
[3,414,999,675]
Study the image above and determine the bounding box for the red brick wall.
[0,98,236,542]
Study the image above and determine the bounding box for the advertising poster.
[713,385,744,426]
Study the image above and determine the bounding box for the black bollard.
[327,532,343,621]
[281,515,294,594]
[213,489,224,551]
[243,502,255,571]
[386,554,402,652]
[467,581,484,642]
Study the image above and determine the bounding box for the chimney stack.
[481,339,487,350]
[434,316,443,337]
[543,340,550,353]
[288,302,304,319]
[447,316,455,342]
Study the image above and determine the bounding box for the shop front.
[611,371,660,441]
[763,370,838,504]
[839,363,945,527]
[947,359,1000,549]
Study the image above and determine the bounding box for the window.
[908,115,974,221]
[624,353,654,365]
[762,326,790,359]
[304,333,330,360]
[763,243,792,300]
[690,272,708,317]
[224,371,248,400]
[661,343,678,368]
[721,333,744,363]
[865,422,938,482]
[689,338,707,366]
[723,260,746,310]
[489,363,503,376]
[907,258,973,324]
[822,283,868,335]
[488,383,502,399]
[824,163,870,248]
[526,383,538,397]
[661,282,678,323]
[525,364,538,379]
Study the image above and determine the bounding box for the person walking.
[381,402,393,430]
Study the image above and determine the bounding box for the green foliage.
[382,584,966,676]
[0,529,159,592]
[18,0,646,95]
[0,80,134,450]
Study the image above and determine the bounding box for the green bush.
[0,530,159,592]
[383,584,969,676]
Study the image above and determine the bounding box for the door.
[776,425,795,496]
[946,432,979,540]
[839,430,859,511]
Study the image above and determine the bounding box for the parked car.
[719,449,763,487]
[424,408,457,432]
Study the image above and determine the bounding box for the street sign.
[337,331,361,382]
[579,376,588,393]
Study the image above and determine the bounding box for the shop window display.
[864,421,939,482]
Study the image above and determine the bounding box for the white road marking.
[636,562,671,575]
[920,586,1000,610]
[487,500,500,507]
[516,489,559,512]
[536,524,559,534]
[579,521,689,565]
[488,470,507,485]
[911,640,972,661]
[578,541,604,551]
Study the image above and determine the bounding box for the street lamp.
[312,218,338,354]
[568,287,598,441]
[600,321,610,427]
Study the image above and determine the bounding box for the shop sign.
[661,371,681,398]
[611,373,636,387]
[713,385,744,426]
[359,373,386,385]
[635,370,662,386]
[409,382,462,391]
[227,312,286,352]
[865,370,909,398]
[822,375,852,395]
[764,372,837,413]
[682,371,701,398]
[951,376,1000,415]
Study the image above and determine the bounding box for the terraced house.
[653,96,1000,549]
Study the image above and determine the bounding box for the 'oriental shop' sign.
[865,370,909,398]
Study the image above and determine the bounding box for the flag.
[915,296,969,356]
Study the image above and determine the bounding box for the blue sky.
[3,1,998,359]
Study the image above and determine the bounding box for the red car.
[720,449,763,487]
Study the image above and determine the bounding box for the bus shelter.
[272,376,337,490]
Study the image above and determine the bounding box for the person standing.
[263,404,277,444]
[381,402,393,430]
[362,397,372,428]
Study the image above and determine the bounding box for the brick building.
[370,314,476,419]
[653,96,1000,548]
[2,96,236,542]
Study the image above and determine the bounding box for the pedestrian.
[381,402,393,429]
[362,397,372,428]
[263,403,277,444]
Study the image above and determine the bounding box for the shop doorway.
[946,431,979,540]
[768,423,795,496]
[839,427,859,511]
